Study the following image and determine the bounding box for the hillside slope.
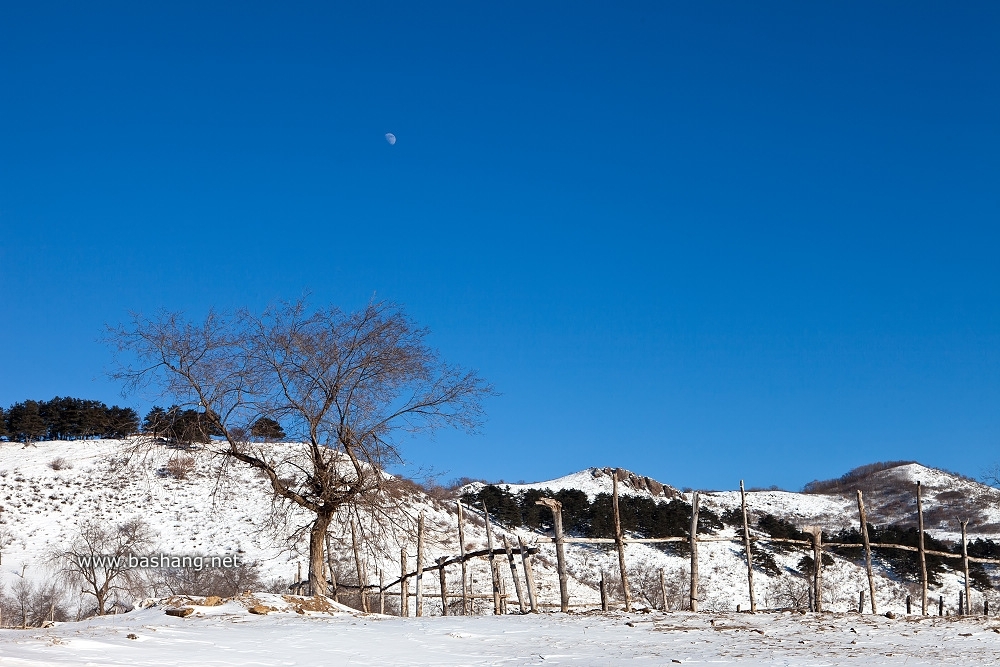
[2,440,999,617]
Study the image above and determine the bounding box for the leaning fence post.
[437,557,449,616]
[856,490,877,614]
[416,513,425,617]
[689,491,700,612]
[457,501,469,615]
[613,470,632,612]
[503,536,527,613]
[482,502,503,615]
[739,480,756,612]
[659,568,667,611]
[961,519,971,617]
[917,482,928,615]
[326,532,340,603]
[536,497,570,612]
[400,547,409,617]
[517,536,538,612]
[351,521,370,613]
[379,569,385,614]
[803,525,823,612]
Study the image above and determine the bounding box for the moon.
[385,133,396,145]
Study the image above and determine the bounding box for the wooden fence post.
[961,519,971,616]
[379,569,385,614]
[858,590,864,614]
[400,547,409,617]
[613,470,632,612]
[803,525,822,612]
[739,480,756,612]
[906,594,911,615]
[600,572,608,611]
[457,501,469,615]
[483,502,503,615]
[325,533,340,603]
[856,490,877,614]
[351,521,370,613]
[437,557,449,616]
[917,482,928,615]
[536,497,570,612]
[517,536,539,613]
[503,536,527,613]
[416,513,425,617]
[659,568,667,611]
[690,491,700,612]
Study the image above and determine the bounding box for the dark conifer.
[250,417,286,441]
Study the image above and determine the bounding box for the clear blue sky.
[1,3,998,491]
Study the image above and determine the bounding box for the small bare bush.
[149,560,268,598]
[49,457,71,471]
[765,575,810,611]
[164,455,196,480]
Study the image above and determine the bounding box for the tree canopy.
[108,298,493,596]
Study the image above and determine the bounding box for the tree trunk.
[309,512,334,597]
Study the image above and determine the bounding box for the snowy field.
[2,595,1000,666]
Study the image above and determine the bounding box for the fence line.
[314,472,997,617]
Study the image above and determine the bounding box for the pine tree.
[8,400,47,444]
[250,417,286,441]
[142,406,168,437]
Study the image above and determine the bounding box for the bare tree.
[54,518,155,616]
[107,299,493,597]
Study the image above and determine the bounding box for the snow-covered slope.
[463,467,681,500]
[3,440,999,618]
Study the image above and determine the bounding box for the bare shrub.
[48,457,72,471]
[149,560,268,598]
[164,455,196,480]
[765,574,810,611]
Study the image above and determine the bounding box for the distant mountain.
[461,466,682,500]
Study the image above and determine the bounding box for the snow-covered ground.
[3,596,1000,666]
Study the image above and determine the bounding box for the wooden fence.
[303,474,1000,617]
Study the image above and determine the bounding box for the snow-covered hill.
[3,439,999,618]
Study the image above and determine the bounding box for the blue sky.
[1,2,998,491]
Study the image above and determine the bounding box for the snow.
[4,602,1000,665]
[6,442,1000,663]
[462,467,679,500]
[4,440,1000,623]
